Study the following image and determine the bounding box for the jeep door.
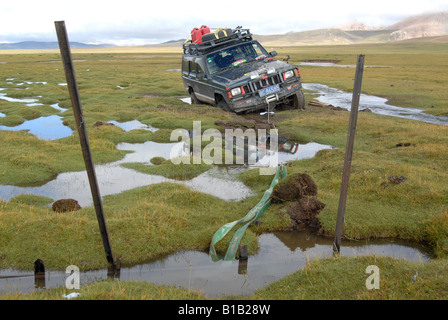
[189,59,215,105]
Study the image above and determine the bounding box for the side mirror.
[269,51,277,57]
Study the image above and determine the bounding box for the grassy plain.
[0,38,447,299]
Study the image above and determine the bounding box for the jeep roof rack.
[183,27,253,55]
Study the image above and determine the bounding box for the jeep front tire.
[190,90,199,105]
[217,99,231,112]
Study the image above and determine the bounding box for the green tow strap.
[209,165,287,261]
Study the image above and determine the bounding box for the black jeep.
[181,28,305,113]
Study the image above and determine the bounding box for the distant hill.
[162,39,186,44]
[0,41,113,50]
[254,12,448,46]
[161,12,448,48]
[253,28,394,46]
[338,20,379,31]
[388,12,448,40]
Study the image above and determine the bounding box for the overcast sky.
[1,0,448,45]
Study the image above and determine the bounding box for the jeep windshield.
[206,41,269,74]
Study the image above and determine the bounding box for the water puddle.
[0,115,73,140]
[304,83,448,126]
[299,62,341,67]
[0,112,5,118]
[0,91,40,104]
[255,142,334,166]
[49,103,68,113]
[17,81,48,86]
[107,120,159,132]
[0,229,431,297]
[298,61,397,68]
[0,141,332,207]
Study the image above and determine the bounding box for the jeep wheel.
[291,89,306,110]
[190,90,199,105]
[217,100,231,112]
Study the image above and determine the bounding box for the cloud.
[1,0,447,44]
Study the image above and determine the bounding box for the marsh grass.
[0,40,447,299]
[122,156,212,180]
[0,279,207,300]
[249,255,448,300]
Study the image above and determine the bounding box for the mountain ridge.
[1,11,447,49]
[0,41,113,50]
[254,12,448,46]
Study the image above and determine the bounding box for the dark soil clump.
[271,173,325,230]
[52,199,82,213]
[271,173,317,203]
[286,197,326,229]
[93,121,115,128]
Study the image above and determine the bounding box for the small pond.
[0,229,432,297]
[0,115,73,140]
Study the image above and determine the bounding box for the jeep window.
[206,42,268,74]
[182,59,189,75]
[189,61,197,77]
[197,64,205,78]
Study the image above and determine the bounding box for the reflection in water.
[0,115,73,140]
[304,83,448,126]
[108,120,159,132]
[0,230,431,298]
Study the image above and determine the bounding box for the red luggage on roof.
[191,25,211,44]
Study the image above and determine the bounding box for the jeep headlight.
[231,87,242,96]
[283,70,294,80]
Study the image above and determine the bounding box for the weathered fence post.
[34,258,46,288]
[333,54,365,254]
[54,21,116,267]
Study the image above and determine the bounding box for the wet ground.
[0,228,432,297]
[0,140,332,207]
[304,83,448,126]
[0,77,440,298]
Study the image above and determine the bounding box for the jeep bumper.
[229,80,302,113]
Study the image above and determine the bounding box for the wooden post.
[34,258,46,288]
[54,21,116,267]
[333,54,365,254]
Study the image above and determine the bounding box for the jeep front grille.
[250,74,281,91]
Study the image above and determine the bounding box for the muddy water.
[0,229,431,297]
[304,83,448,126]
